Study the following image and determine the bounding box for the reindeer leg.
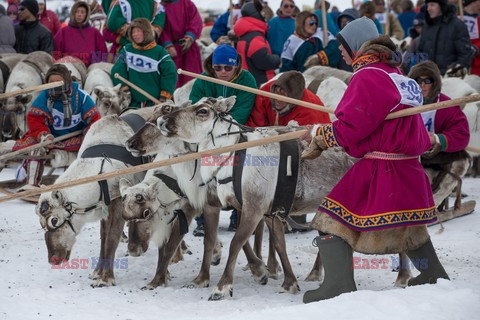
[267,229,282,280]
[89,218,106,281]
[209,203,265,301]
[188,204,221,288]
[264,216,299,294]
[253,218,264,259]
[305,252,323,282]
[395,252,413,288]
[92,198,125,287]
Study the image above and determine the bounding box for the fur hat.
[295,11,318,38]
[70,1,90,25]
[408,61,442,98]
[241,0,265,21]
[46,64,72,87]
[271,71,305,101]
[127,18,157,45]
[19,0,38,17]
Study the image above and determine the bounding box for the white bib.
[421,110,437,133]
[227,9,242,28]
[118,0,132,23]
[463,15,479,40]
[281,28,334,61]
[52,108,82,130]
[388,73,424,107]
[126,52,159,73]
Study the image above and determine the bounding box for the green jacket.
[189,68,256,124]
[112,43,177,108]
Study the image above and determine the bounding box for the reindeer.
[35,106,162,287]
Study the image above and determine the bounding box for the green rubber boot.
[303,234,357,303]
[406,239,450,286]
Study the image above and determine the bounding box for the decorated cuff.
[185,32,196,40]
[160,90,173,101]
[319,123,340,148]
[163,41,173,48]
[317,50,329,66]
[36,131,51,141]
[438,133,448,151]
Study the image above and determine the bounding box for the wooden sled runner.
[429,200,477,226]
[0,175,60,204]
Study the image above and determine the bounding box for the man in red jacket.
[37,0,60,36]
[246,70,331,127]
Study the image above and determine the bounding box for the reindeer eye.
[135,194,145,202]
[40,201,50,215]
[196,108,208,116]
[163,105,172,113]
[48,216,59,229]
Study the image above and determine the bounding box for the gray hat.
[336,17,379,59]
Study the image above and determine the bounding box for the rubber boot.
[406,239,449,286]
[303,234,357,303]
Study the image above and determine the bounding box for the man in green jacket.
[112,18,177,108]
[189,44,256,124]
[189,44,256,235]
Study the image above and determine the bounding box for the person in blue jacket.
[210,0,250,44]
[267,0,296,55]
[313,0,339,35]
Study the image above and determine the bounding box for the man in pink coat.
[160,0,203,88]
[302,17,449,303]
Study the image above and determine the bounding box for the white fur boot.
[50,150,78,168]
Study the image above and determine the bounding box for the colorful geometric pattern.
[319,123,339,148]
[319,197,438,231]
[352,54,381,73]
[317,50,329,66]
[364,151,418,160]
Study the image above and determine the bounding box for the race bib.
[389,73,423,107]
[52,108,82,130]
[421,110,437,133]
[125,52,159,73]
[376,13,387,24]
[227,9,242,28]
[463,15,479,40]
[119,0,132,23]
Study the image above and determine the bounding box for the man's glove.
[166,45,177,58]
[40,133,55,149]
[422,142,442,159]
[179,36,194,53]
[301,135,327,160]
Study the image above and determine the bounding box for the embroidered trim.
[319,123,339,148]
[83,108,98,121]
[438,133,448,151]
[317,50,329,66]
[364,151,418,160]
[132,40,157,51]
[160,90,173,100]
[352,54,380,72]
[319,197,437,231]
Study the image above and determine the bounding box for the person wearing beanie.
[111,17,177,108]
[418,0,471,75]
[9,64,100,189]
[234,0,280,87]
[280,10,341,72]
[301,16,449,303]
[14,0,53,54]
[37,0,60,36]
[159,0,203,88]
[463,0,480,75]
[7,3,20,25]
[267,0,296,55]
[106,0,165,53]
[53,1,108,67]
[408,61,470,210]
[0,3,16,53]
[188,44,257,236]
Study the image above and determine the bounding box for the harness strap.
[0,60,11,87]
[81,144,145,166]
[167,209,189,235]
[120,113,147,133]
[232,134,247,206]
[22,59,46,83]
[153,172,185,198]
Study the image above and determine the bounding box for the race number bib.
[376,13,387,24]
[119,0,132,23]
[227,9,242,28]
[421,110,437,133]
[463,15,479,40]
[52,108,82,130]
[389,73,423,107]
[125,52,159,73]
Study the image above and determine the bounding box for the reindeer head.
[93,84,131,116]
[158,97,236,143]
[126,102,178,156]
[0,94,31,139]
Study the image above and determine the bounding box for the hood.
[70,1,90,26]
[425,3,456,25]
[408,61,442,98]
[127,17,157,46]
[336,8,360,29]
[233,16,267,37]
[271,70,305,101]
[356,35,400,68]
[295,11,318,39]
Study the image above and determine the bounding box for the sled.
[0,175,59,204]
[0,186,39,203]
[428,200,477,226]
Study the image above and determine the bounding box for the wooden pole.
[352,0,355,8]
[458,0,464,20]
[466,146,480,154]
[385,0,390,37]
[0,130,307,203]
[0,81,64,100]
[0,130,82,162]
[320,0,329,45]
[178,69,480,119]
[114,73,160,104]
[229,0,234,28]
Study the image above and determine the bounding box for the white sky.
[190,0,354,13]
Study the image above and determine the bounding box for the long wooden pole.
[466,146,480,154]
[178,69,480,119]
[458,0,464,20]
[0,130,307,203]
[0,81,64,100]
[114,73,160,104]
[0,130,82,162]
[320,0,329,45]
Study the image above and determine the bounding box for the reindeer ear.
[52,190,65,204]
[20,94,32,105]
[113,83,122,91]
[93,87,103,98]
[119,178,133,196]
[215,96,236,113]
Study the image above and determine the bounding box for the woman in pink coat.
[160,0,203,88]
[302,17,449,303]
[54,1,108,67]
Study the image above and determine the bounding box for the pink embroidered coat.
[314,61,437,231]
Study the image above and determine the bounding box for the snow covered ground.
[0,166,479,320]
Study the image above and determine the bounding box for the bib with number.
[463,15,479,40]
[281,28,335,61]
[52,108,82,130]
[125,52,159,73]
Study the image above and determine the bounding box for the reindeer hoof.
[88,270,100,280]
[208,285,233,301]
[91,278,115,288]
[280,282,300,294]
[267,265,283,280]
[185,279,209,289]
[211,256,221,266]
[304,270,322,282]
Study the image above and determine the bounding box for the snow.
[0,166,479,320]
